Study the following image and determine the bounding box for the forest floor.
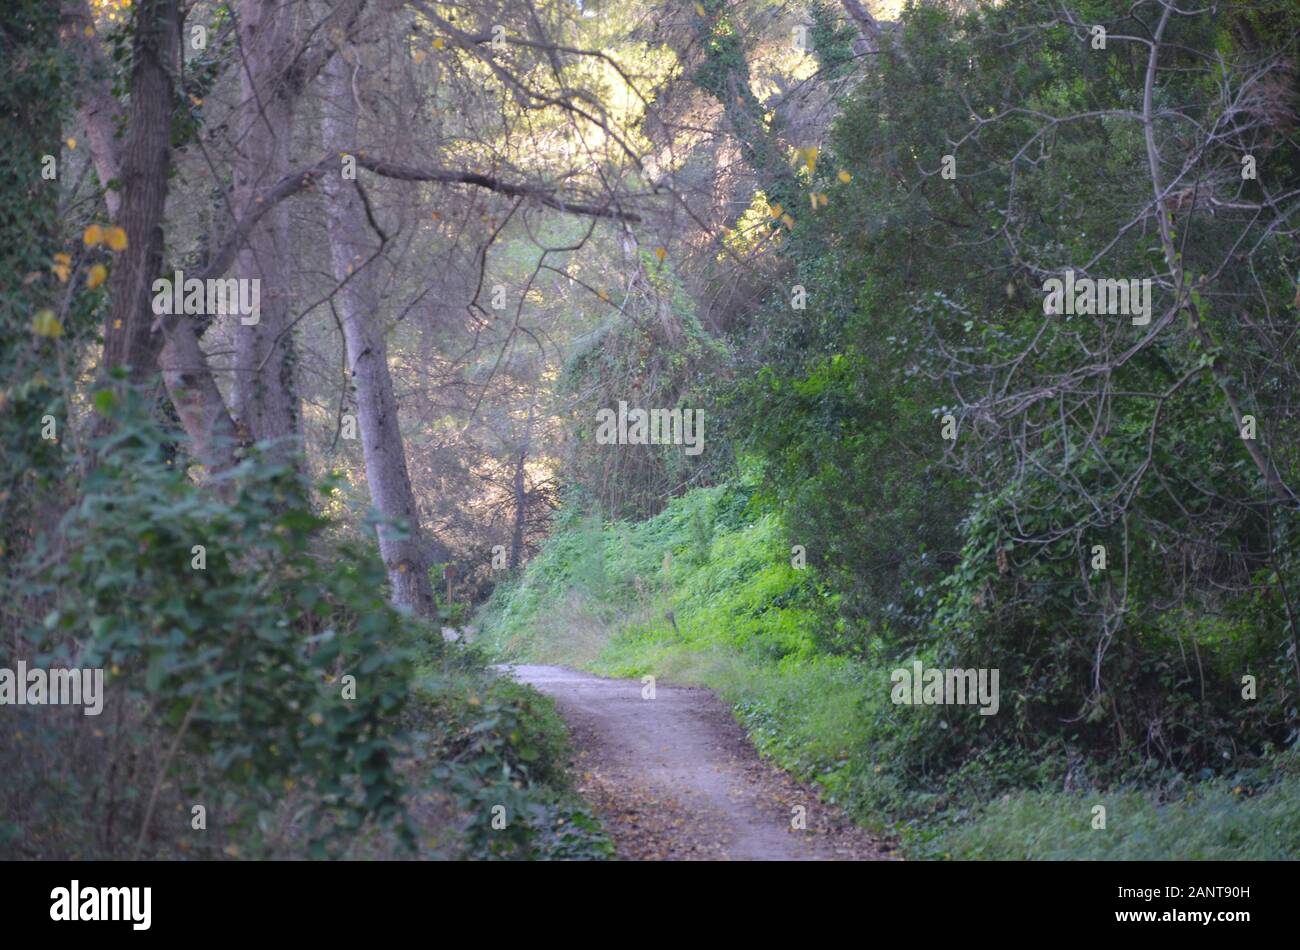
[497,664,897,861]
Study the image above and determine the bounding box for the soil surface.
[499,664,897,861]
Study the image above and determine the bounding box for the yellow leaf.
[694,2,706,14]
[654,246,666,263]
[105,226,128,251]
[31,309,63,338]
[83,224,104,247]
[54,252,70,266]
[86,263,108,289]
[837,169,851,183]
[308,712,324,726]
[66,137,76,151]
[768,202,782,219]
[52,263,70,283]
[810,192,818,210]
[113,319,122,329]
[189,94,203,106]
[412,49,427,64]
[433,37,445,49]
[781,213,794,230]
[598,290,610,302]
[817,193,829,207]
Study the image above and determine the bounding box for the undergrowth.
[478,482,1300,859]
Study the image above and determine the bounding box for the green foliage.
[25,391,415,855]
[720,0,1300,784]
[0,389,610,860]
[420,674,613,860]
[557,272,727,520]
[479,476,1300,858]
[807,1,858,79]
[919,750,1300,860]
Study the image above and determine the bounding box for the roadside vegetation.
[480,480,1300,859]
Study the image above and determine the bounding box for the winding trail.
[500,664,896,861]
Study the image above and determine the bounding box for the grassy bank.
[478,484,1300,859]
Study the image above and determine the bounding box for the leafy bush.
[2,389,611,860]
[3,390,413,856]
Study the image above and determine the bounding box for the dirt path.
[500,664,896,861]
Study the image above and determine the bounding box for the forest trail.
[499,664,896,861]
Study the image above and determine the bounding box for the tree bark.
[100,0,178,383]
[70,0,243,471]
[320,51,440,620]
[159,321,245,472]
[62,0,123,220]
[508,408,533,571]
[231,0,302,458]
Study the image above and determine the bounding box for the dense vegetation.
[481,482,1300,857]
[482,0,1300,858]
[3,0,1298,860]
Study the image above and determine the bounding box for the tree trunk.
[63,0,123,220]
[159,324,245,473]
[71,0,243,471]
[320,52,440,620]
[100,0,178,383]
[508,408,533,571]
[231,0,301,458]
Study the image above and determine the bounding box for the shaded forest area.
[3,0,1300,860]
